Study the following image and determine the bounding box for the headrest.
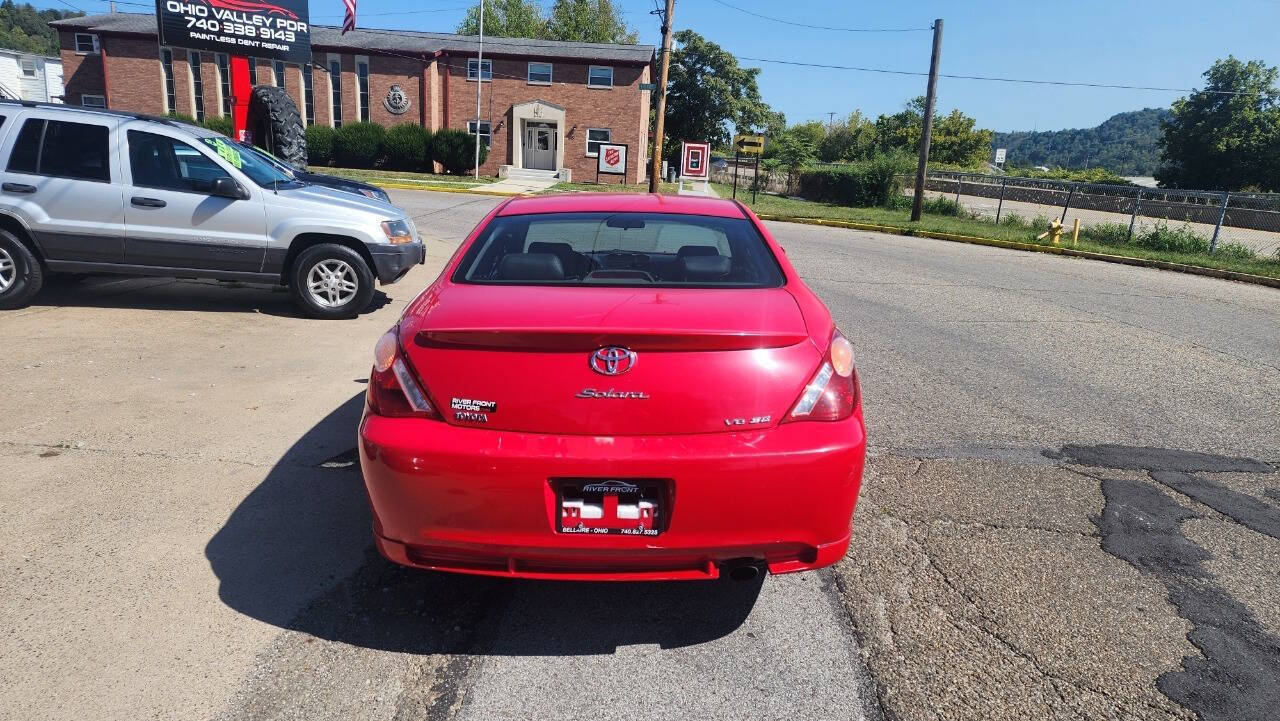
[497,252,565,281]
[680,254,732,281]
[676,245,720,258]
[528,241,575,255]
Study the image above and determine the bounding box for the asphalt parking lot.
[2,188,1277,721]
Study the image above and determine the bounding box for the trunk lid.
[402,285,820,435]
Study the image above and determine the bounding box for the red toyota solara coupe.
[359,193,866,581]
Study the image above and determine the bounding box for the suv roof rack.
[0,98,179,126]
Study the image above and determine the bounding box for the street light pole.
[648,0,675,193]
[473,0,484,181]
[910,18,943,222]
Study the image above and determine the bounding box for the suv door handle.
[130,196,167,208]
[2,182,36,194]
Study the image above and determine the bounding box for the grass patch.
[711,183,1280,280]
[308,166,497,185]
[543,181,681,194]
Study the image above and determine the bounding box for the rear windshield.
[453,212,785,287]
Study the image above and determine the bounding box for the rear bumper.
[369,242,424,284]
[359,409,866,581]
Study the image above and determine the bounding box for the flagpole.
[473,0,484,180]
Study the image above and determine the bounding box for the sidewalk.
[677,179,720,197]
[483,175,561,194]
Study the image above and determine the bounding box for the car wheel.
[0,229,43,310]
[289,243,375,320]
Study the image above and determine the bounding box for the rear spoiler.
[415,329,808,352]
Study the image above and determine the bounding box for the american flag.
[341,0,357,34]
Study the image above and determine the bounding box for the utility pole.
[473,0,484,181]
[648,0,675,193]
[910,18,943,222]
[826,111,837,129]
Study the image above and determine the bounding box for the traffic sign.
[734,134,765,156]
[994,148,1006,164]
[681,141,710,178]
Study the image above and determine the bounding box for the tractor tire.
[247,85,307,168]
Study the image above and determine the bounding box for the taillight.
[784,331,859,422]
[367,328,440,419]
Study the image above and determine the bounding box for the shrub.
[1086,222,1130,246]
[380,124,432,171]
[432,128,488,174]
[1030,216,1052,232]
[885,193,912,211]
[1135,222,1209,254]
[165,112,199,126]
[306,124,336,166]
[1214,242,1257,260]
[921,195,961,216]
[795,155,908,207]
[201,115,234,137]
[1000,212,1027,228]
[333,122,386,168]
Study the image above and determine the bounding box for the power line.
[707,0,930,32]
[735,55,1256,95]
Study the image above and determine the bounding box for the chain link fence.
[904,171,1280,258]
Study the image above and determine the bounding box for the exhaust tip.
[724,560,764,582]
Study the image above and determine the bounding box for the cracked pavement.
[1,191,1278,720]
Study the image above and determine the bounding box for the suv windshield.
[454,212,785,287]
[198,137,298,188]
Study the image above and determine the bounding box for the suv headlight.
[381,219,414,245]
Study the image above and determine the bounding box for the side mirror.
[210,177,248,200]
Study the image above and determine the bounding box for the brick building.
[50,13,654,183]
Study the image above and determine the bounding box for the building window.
[302,64,315,125]
[467,120,491,148]
[160,49,176,114]
[74,33,98,54]
[80,94,106,109]
[215,53,231,116]
[328,57,342,127]
[19,58,36,77]
[466,58,491,81]
[274,60,286,88]
[356,58,369,122]
[527,62,552,84]
[585,128,611,156]
[248,60,257,86]
[190,53,205,121]
[588,65,613,88]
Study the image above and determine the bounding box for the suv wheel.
[0,229,43,310]
[289,244,374,319]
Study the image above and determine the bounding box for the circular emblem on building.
[383,84,411,115]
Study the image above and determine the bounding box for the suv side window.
[127,130,230,193]
[6,118,111,182]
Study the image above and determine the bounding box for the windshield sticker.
[213,139,243,169]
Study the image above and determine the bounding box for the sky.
[46,0,1280,132]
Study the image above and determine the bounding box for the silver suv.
[0,101,423,319]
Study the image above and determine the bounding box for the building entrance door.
[522,122,557,171]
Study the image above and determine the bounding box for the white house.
[0,49,63,103]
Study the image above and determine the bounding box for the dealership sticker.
[213,139,243,169]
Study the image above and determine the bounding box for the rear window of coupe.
[453,212,785,287]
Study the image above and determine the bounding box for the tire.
[248,85,307,168]
[0,229,43,310]
[289,243,375,320]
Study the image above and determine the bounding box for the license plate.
[555,478,667,536]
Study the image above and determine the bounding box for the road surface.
[1,188,1276,721]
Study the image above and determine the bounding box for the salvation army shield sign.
[597,143,627,175]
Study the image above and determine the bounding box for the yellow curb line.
[754,213,1280,290]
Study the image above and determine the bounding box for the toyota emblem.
[590,347,637,375]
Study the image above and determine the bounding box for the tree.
[819,111,876,162]
[456,0,548,39]
[871,96,992,168]
[664,30,780,163]
[545,0,637,44]
[0,1,81,56]
[1156,57,1280,191]
[771,130,815,192]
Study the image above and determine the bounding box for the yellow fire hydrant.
[1037,218,1065,245]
